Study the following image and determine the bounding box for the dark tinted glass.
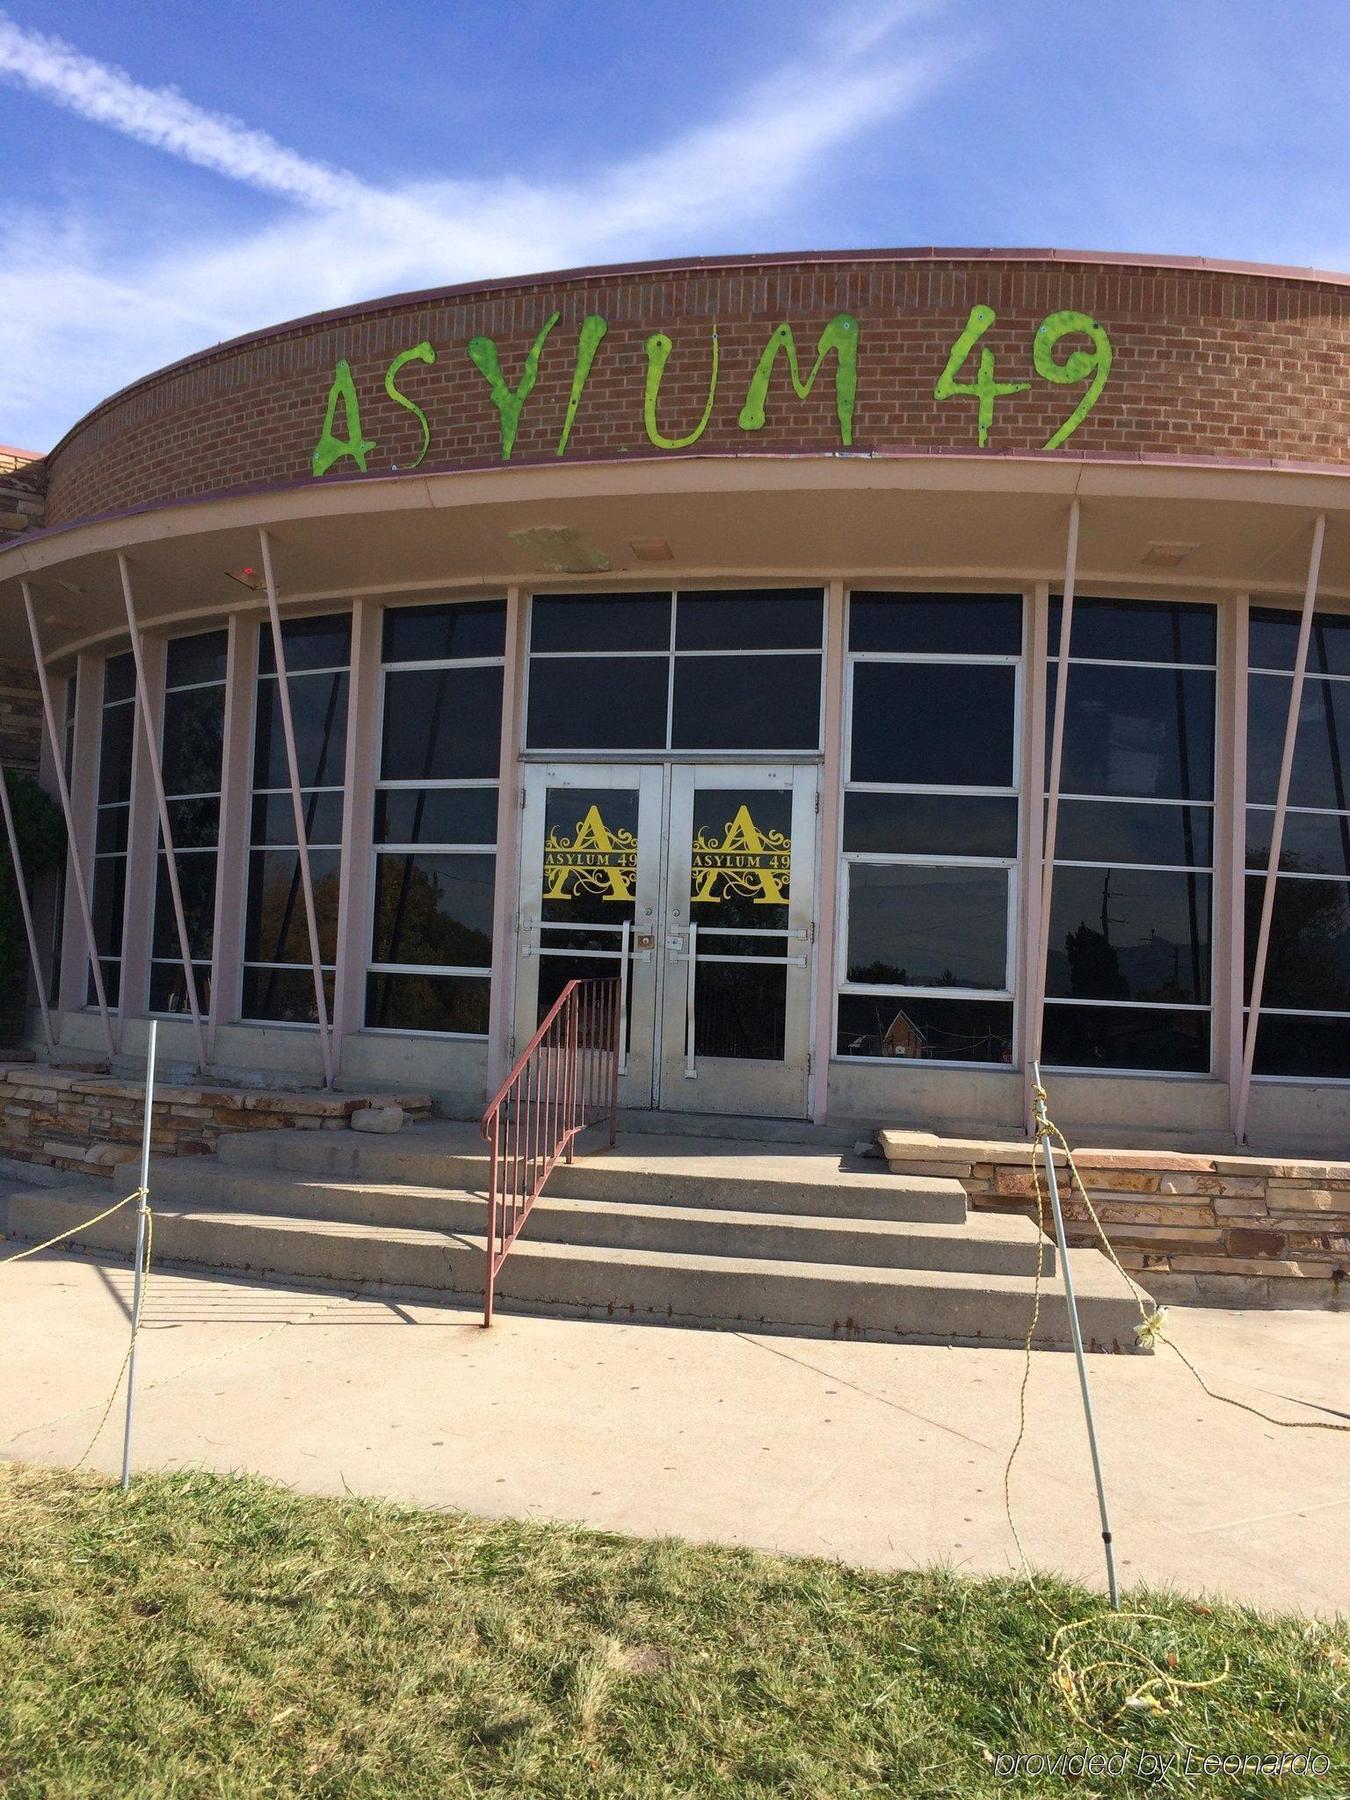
[1046,867,1211,1004]
[380,666,503,781]
[530,592,671,652]
[240,967,335,1024]
[90,957,120,1008]
[1243,875,1350,1011]
[166,796,219,848]
[365,971,491,1034]
[254,672,349,788]
[846,864,1008,989]
[1049,664,1214,801]
[250,790,345,846]
[375,787,499,846]
[850,592,1022,654]
[244,849,340,963]
[1246,674,1350,811]
[1042,1003,1209,1072]
[1249,606,1350,676]
[371,853,495,968]
[695,962,786,1060]
[1050,596,1215,664]
[98,702,135,804]
[161,685,224,796]
[676,589,823,649]
[91,857,126,957]
[526,656,669,749]
[843,791,1018,857]
[836,994,1013,1062]
[382,600,505,663]
[257,613,351,674]
[1251,1013,1350,1078]
[1246,808,1350,878]
[165,630,228,688]
[1054,800,1213,868]
[149,961,212,1014]
[672,654,820,750]
[96,805,129,855]
[851,663,1015,787]
[103,652,135,704]
[153,851,217,959]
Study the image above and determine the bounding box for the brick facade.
[42,253,1350,530]
[0,451,45,770]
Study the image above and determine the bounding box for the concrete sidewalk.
[2,1246,1347,1617]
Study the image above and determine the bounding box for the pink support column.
[1232,514,1326,1144]
[21,580,117,1057]
[1025,499,1080,1127]
[0,761,55,1051]
[117,554,208,1071]
[257,529,335,1087]
[486,586,526,1096]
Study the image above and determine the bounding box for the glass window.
[1243,606,1350,1077]
[840,591,1022,1067]
[846,866,1008,990]
[1050,595,1216,665]
[150,632,226,1015]
[525,590,824,753]
[367,600,506,1034]
[850,663,1016,788]
[671,654,820,751]
[50,671,77,1004]
[1049,664,1215,802]
[530,592,671,653]
[527,656,669,751]
[836,994,1013,1064]
[90,652,135,1006]
[842,792,1018,858]
[243,616,349,1024]
[850,592,1022,656]
[675,588,823,650]
[1044,598,1216,1073]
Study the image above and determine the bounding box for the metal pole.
[1026,500,1080,1129]
[1232,514,1325,1144]
[257,529,335,1086]
[0,761,56,1052]
[1031,1061,1120,1609]
[117,555,208,1071]
[21,582,117,1057]
[120,1017,157,1489]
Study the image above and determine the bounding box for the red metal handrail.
[479,977,620,1327]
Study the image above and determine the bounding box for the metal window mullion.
[1234,516,1327,1140]
[257,529,335,1085]
[118,556,208,1070]
[21,582,116,1055]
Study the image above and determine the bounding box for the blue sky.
[3,0,1348,452]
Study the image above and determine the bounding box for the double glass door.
[517,764,818,1115]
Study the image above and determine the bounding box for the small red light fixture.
[226,565,266,592]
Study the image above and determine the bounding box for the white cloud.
[0,3,959,450]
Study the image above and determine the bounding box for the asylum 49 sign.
[310,304,1114,477]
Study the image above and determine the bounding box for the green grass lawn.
[0,1465,1344,1798]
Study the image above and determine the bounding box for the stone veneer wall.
[0,1064,432,1178]
[880,1130,1349,1310]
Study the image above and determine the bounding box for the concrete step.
[214,1124,965,1223]
[4,1188,1142,1350]
[137,1161,1045,1275]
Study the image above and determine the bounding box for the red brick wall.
[43,254,1350,529]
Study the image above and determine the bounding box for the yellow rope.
[0,1186,146,1264]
